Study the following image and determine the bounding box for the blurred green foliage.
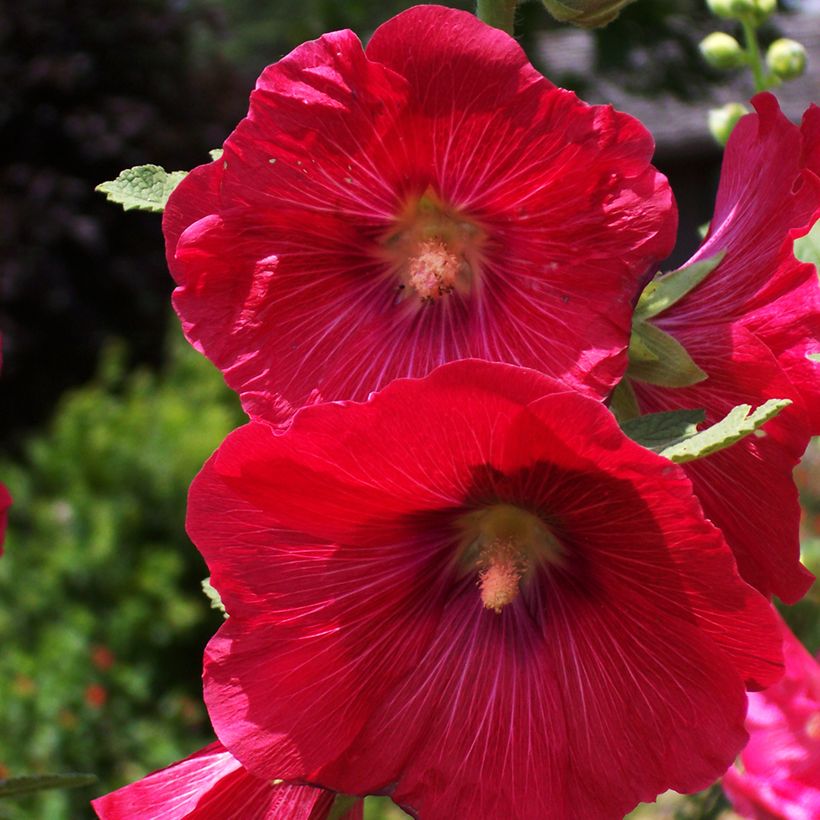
[0,332,243,818]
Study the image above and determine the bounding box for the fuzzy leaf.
[636,251,726,321]
[627,321,708,387]
[0,773,97,799]
[621,409,705,452]
[202,576,227,618]
[95,165,187,213]
[660,399,790,463]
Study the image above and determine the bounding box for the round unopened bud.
[706,0,754,19]
[766,38,807,80]
[541,0,637,28]
[708,102,749,146]
[700,32,746,70]
[753,0,776,20]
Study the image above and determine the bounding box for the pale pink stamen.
[477,537,529,614]
[406,238,460,301]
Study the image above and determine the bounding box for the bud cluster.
[701,0,809,145]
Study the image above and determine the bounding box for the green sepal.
[621,409,705,452]
[636,251,726,321]
[95,165,187,213]
[627,321,708,387]
[609,380,641,423]
[660,398,790,463]
[0,773,97,799]
[202,576,228,618]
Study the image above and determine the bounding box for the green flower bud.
[699,32,746,70]
[708,102,749,146]
[541,0,637,28]
[754,0,777,20]
[766,38,807,80]
[706,0,754,19]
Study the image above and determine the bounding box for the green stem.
[740,17,768,92]
[476,0,518,34]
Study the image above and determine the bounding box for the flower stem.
[476,0,518,35]
[740,17,768,92]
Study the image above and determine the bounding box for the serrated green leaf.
[660,399,790,463]
[0,773,97,799]
[626,321,708,387]
[636,251,726,321]
[209,148,223,161]
[621,408,705,452]
[95,165,187,213]
[202,576,227,618]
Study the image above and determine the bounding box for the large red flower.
[723,614,820,819]
[631,95,820,603]
[189,360,782,819]
[91,741,363,819]
[164,5,676,424]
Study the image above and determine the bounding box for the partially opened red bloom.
[723,615,820,819]
[164,5,676,423]
[190,360,782,819]
[91,741,363,819]
[632,95,820,603]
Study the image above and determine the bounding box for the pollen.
[477,537,529,613]
[456,503,564,615]
[407,239,460,301]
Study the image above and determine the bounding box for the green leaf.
[209,149,224,161]
[95,165,187,213]
[660,399,790,463]
[636,251,726,321]
[327,795,359,820]
[0,773,97,799]
[609,380,641,423]
[621,409,705,452]
[626,321,708,387]
[794,219,820,267]
[202,576,227,618]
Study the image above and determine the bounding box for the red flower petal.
[167,6,676,423]
[631,95,819,602]
[91,741,362,820]
[634,325,814,603]
[723,614,820,819]
[191,360,782,818]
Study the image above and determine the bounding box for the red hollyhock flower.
[723,614,820,819]
[92,741,363,819]
[631,95,820,604]
[164,5,676,424]
[189,360,782,819]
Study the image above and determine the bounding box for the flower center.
[380,188,484,304]
[457,503,563,614]
[406,238,460,300]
